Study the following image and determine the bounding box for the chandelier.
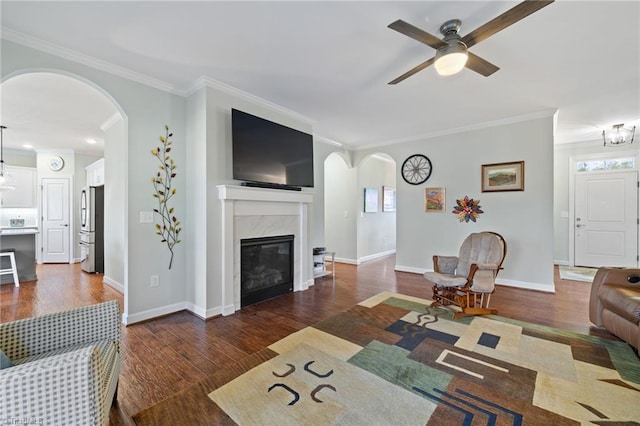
[602,123,635,147]
[0,125,16,192]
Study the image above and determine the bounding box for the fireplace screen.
[240,234,294,307]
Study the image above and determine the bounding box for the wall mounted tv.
[232,108,314,190]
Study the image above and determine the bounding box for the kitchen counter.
[0,227,39,235]
[0,230,38,284]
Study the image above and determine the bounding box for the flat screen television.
[232,108,314,189]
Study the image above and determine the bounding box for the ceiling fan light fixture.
[434,42,468,76]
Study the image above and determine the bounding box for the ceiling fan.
[388,0,554,84]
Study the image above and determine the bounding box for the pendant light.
[602,123,635,147]
[0,125,16,192]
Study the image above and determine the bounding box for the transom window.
[576,157,635,172]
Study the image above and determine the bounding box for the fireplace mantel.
[217,185,314,315]
[218,184,313,204]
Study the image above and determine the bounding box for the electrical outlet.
[150,275,159,287]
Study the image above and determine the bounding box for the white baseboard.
[357,249,396,264]
[395,265,556,293]
[185,303,222,320]
[554,260,570,266]
[103,275,124,294]
[395,265,430,274]
[122,302,189,325]
[495,278,556,293]
[335,257,358,265]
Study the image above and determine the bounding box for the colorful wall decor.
[425,187,445,212]
[452,196,483,222]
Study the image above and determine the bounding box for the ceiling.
[1,1,639,155]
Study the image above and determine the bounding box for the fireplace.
[218,184,313,316]
[240,234,294,307]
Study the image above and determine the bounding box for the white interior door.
[575,171,638,267]
[42,178,70,263]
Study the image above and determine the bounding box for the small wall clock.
[401,154,432,185]
[48,156,65,171]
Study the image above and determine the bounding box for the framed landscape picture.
[425,187,445,212]
[482,161,525,192]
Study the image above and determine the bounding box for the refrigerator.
[79,185,104,273]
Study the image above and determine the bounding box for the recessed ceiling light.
[23,144,33,149]
[86,139,97,144]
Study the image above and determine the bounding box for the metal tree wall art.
[452,196,483,223]
[151,125,182,269]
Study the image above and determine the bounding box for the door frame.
[37,176,74,264]
[568,149,639,267]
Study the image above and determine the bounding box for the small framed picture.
[482,161,525,192]
[425,187,445,212]
[382,186,396,212]
[363,187,378,212]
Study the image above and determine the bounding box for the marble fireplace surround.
[218,185,314,315]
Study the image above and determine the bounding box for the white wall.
[355,115,556,292]
[4,148,36,167]
[357,155,396,262]
[324,153,357,262]
[185,87,208,315]
[104,117,126,289]
[3,40,188,323]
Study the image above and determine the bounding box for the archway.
[323,151,397,264]
[1,70,128,307]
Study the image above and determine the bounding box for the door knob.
[576,224,584,228]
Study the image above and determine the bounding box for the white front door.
[575,171,638,267]
[42,178,71,263]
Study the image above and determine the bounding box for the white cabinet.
[0,166,37,207]
[86,158,105,186]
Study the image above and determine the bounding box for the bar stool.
[0,251,20,287]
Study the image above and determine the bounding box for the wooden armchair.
[424,232,506,318]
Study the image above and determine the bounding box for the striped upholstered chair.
[0,300,121,425]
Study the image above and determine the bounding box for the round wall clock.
[401,154,432,185]
[48,156,65,171]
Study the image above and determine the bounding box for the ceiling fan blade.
[462,0,554,48]
[388,57,435,85]
[388,20,446,50]
[465,52,500,77]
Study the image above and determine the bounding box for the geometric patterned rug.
[134,292,640,425]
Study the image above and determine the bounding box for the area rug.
[133,292,640,425]
[558,265,598,283]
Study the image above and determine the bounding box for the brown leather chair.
[424,232,506,317]
[589,267,640,353]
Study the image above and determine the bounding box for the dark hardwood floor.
[0,258,619,425]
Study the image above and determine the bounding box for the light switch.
[343,210,349,218]
[140,211,154,223]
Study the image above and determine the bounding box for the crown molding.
[1,28,180,95]
[356,109,558,151]
[185,76,315,126]
[314,135,344,147]
[100,112,123,132]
